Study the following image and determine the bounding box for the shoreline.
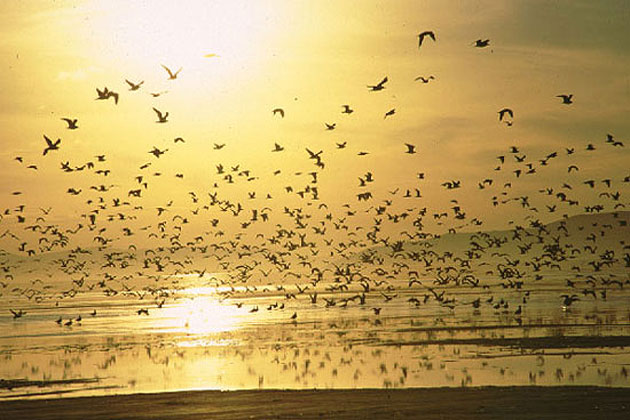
[2,386,630,419]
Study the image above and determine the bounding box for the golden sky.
[1,0,629,248]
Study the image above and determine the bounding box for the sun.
[86,0,283,80]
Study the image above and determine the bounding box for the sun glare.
[87,0,282,81]
[159,288,243,336]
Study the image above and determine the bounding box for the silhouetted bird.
[557,94,573,104]
[42,135,61,156]
[61,118,78,129]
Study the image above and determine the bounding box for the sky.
[1,0,629,250]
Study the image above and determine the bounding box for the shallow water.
[2,255,630,399]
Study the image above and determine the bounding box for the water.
[1,213,630,399]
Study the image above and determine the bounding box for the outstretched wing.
[161,64,174,78]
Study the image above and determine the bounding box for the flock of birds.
[1,31,629,353]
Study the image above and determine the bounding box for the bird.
[473,39,490,47]
[61,118,78,129]
[341,105,354,114]
[414,75,435,83]
[125,79,144,90]
[149,147,168,158]
[557,94,573,104]
[498,108,513,121]
[96,87,119,104]
[367,76,388,91]
[325,123,336,130]
[161,64,182,80]
[174,137,185,143]
[384,109,396,119]
[405,143,416,154]
[272,143,284,152]
[42,135,61,156]
[272,108,285,118]
[417,31,436,47]
[10,309,25,319]
[561,294,579,309]
[153,107,169,123]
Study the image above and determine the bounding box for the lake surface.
[1,212,629,399]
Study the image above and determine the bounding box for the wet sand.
[2,386,630,420]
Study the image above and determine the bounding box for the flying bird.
[161,64,182,80]
[153,107,169,123]
[96,87,119,104]
[414,75,435,83]
[61,118,78,129]
[42,135,61,156]
[149,147,168,158]
[418,31,436,47]
[367,76,388,91]
[384,109,396,119]
[557,94,573,104]
[341,105,354,114]
[272,108,285,118]
[125,79,144,91]
[498,108,513,121]
[473,39,490,47]
[405,143,416,154]
[272,143,284,152]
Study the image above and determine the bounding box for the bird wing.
[43,135,53,146]
[161,64,174,77]
[152,108,163,118]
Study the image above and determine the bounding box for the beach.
[3,386,630,419]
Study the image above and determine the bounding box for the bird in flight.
[161,64,182,80]
[418,31,436,48]
[341,105,354,114]
[42,135,61,156]
[61,118,78,129]
[414,75,435,83]
[272,108,285,118]
[498,108,513,121]
[149,147,168,158]
[384,109,396,119]
[325,123,336,130]
[473,39,490,48]
[272,142,284,152]
[405,143,417,154]
[367,76,388,91]
[557,94,573,104]
[125,79,144,91]
[96,87,118,104]
[153,107,169,123]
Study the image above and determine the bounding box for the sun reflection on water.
[157,287,243,336]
